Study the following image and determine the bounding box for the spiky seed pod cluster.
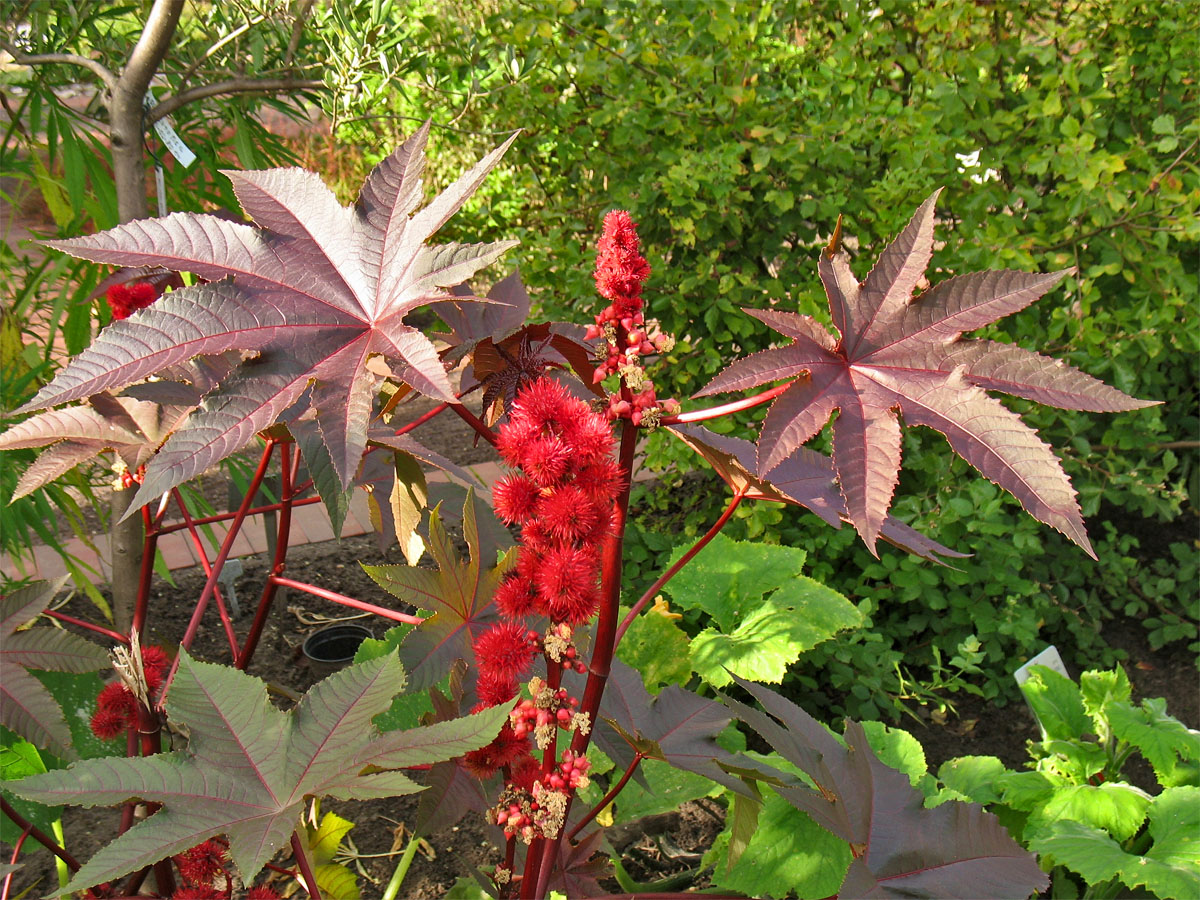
[89,645,169,740]
[105,281,159,320]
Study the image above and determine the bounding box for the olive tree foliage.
[337,0,1197,712]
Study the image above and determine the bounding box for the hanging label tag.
[154,166,168,218]
[1013,645,1069,686]
[143,90,197,168]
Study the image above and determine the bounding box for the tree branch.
[147,76,325,122]
[0,42,117,93]
[286,0,318,66]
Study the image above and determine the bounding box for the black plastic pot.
[301,623,373,679]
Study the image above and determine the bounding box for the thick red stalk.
[659,382,791,425]
[394,400,450,436]
[171,488,240,658]
[129,503,159,640]
[614,488,747,646]
[566,751,644,842]
[0,797,80,872]
[448,402,499,447]
[160,439,276,695]
[291,830,322,899]
[267,576,423,625]
[236,442,295,670]
[43,609,129,645]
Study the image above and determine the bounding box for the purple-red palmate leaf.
[567,660,754,800]
[362,489,516,691]
[22,122,519,512]
[0,359,228,500]
[698,192,1157,557]
[721,674,1048,900]
[668,424,967,565]
[6,649,510,897]
[0,579,110,759]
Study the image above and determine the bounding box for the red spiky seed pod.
[175,839,227,886]
[89,705,129,740]
[246,887,282,900]
[494,572,539,620]
[474,622,538,682]
[493,473,542,525]
[462,723,531,778]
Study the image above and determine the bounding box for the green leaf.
[689,576,861,686]
[0,733,61,848]
[937,755,1009,805]
[1021,665,1089,741]
[714,792,851,898]
[354,624,442,732]
[1026,820,1125,886]
[309,811,355,866]
[610,759,723,823]
[315,863,360,900]
[615,601,691,692]
[1079,666,1131,721]
[1032,782,1152,843]
[1107,698,1200,785]
[859,720,930,792]
[661,533,808,630]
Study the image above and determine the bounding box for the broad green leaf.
[715,792,851,898]
[1021,665,1089,741]
[315,863,360,900]
[0,733,60,848]
[353,624,440,732]
[615,600,691,692]
[1079,666,1132,721]
[610,759,723,823]
[309,811,355,866]
[661,532,808,629]
[859,719,932,793]
[7,651,509,896]
[1031,782,1152,843]
[689,576,861,686]
[937,755,1009,806]
[1107,698,1200,785]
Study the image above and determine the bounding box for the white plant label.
[143,90,197,168]
[1013,645,1070,686]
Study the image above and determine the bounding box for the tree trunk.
[106,0,185,632]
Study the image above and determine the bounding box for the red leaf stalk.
[2,823,32,900]
[614,487,747,646]
[659,381,792,426]
[43,609,129,645]
[566,751,644,842]
[162,438,277,693]
[171,488,239,659]
[154,495,322,536]
[267,576,423,625]
[290,831,322,899]
[237,441,295,670]
[0,797,81,872]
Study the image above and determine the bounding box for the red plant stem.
[614,488,747,646]
[566,752,644,843]
[130,502,159,640]
[395,400,450,436]
[291,831,322,899]
[43,609,129,645]
[448,402,499,447]
[132,696,175,896]
[528,417,639,899]
[122,865,149,897]
[0,797,80,872]
[160,440,277,695]
[171,488,240,658]
[659,382,791,426]
[267,576,425,625]
[154,495,322,535]
[2,824,32,900]
[236,442,295,670]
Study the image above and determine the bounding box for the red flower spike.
[106,282,159,321]
[493,473,542,525]
[546,583,601,626]
[496,418,540,468]
[89,705,129,740]
[511,378,576,432]
[140,645,169,676]
[176,839,228,885]
[96,681,136,716]
[477,670,520,707]
[520,434,571,488]
[534,545,598,609]
[594,211,650,303]
[474,622,538,681]
[539,485,602,543]
[509,755,541,792]
[494,572,539,620]
[247,888,282,900]
[172,889,222,900]
[573,459,624,501]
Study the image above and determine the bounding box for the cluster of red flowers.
[463,378,618,844]
[584,210,676,426]
[105,281,159,320]
[89,645,169,740]
[169,837,279,898]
